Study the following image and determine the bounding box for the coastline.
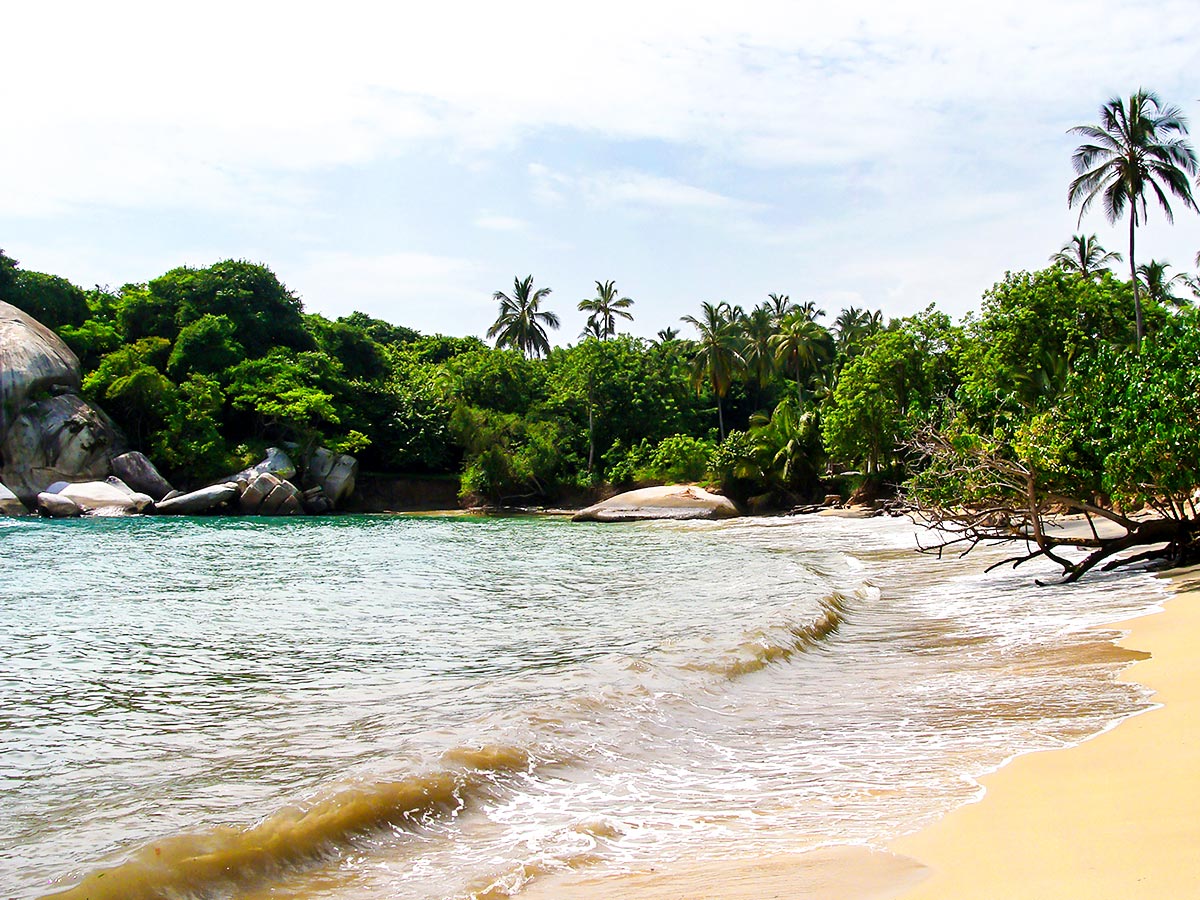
[515,561,1199,900]
[888,561,1200,899]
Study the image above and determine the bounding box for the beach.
[890,562,1200,900]
[517,563,1200,900]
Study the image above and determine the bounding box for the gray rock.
[37,492,81,518]
[573,485,742,523]
[238,472,280,514]
[302,485,335,515]
[155,482,239,515]
[111,451,174,501]
[58,480,148,514]
[0,394,127,504]
[0,482,28,516]
[258,480,303,516]
[0,300,82,440]
[234,447,297,483]
[304,447,358,507]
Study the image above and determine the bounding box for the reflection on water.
[0,513,1164,899]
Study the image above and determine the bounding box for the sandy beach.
[890,562,1200,899]
[517,563,1200,900]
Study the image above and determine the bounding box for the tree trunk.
[1130,209,1143,350]
[717,393,726,441]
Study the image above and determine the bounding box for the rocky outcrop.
[111,451,174,501]
[0,394,126,504]
[303,447,357,507]
[0,299,81,438]
[238,472,303,516]
[234,447,297,483]
[0,482,28,516]
[58,479,153,514]
[155,483,240,515]
[573,485,742,522]
[0,301,127,503]
[37,491,81,518]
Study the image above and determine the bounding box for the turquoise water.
[0,513,1165,899]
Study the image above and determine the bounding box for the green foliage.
[823,307,958,474]
[167,314,244,379]
[226,349,347,455]
[151,374,232,482]
[604,434,714,485]
[955,268,1136,432]
[6,270,90,331]
[306,314,389,381]
[82,338,174,446]
[445,348,546,414]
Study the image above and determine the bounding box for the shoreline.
[887,561,1200,899]
[514,562,1197,900]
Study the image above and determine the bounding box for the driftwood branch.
[906,427,1199,583]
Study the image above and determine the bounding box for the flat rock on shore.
[573,485,741,522]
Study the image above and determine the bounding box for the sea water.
[0,513,1164,899]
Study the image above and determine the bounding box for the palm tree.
[767,293,792,323]
[1068,89,1199,347]
[487,275,560,358]
[833,306,882,358]
[655,327,680,343]
[795,300,826,323]
[577,280,634,340]
[681,301,745,440]
[771,310,834,406]
[1050,234,1123,278]
[1137,260,1190,309]
[740,304,778,394]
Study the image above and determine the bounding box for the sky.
[3,0,1199,343]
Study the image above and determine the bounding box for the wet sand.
[516,564,1200,900]
[890,563,1200,899]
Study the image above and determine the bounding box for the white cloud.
[287,251,490,334]
[474,213,528,232]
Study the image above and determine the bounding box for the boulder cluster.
[0,299,357,519]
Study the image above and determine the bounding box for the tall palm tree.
[1068,89,1199,347]
[795,300,826,323]
[767,293,792,323]
[577,280,634,340]
[833,306,882,358]
[487,275,560,358]
[740,304,778,394]
[1137,260,1190,309]
[771,310,833,406]
[681,301,745,440]
[1050,234,1123,278]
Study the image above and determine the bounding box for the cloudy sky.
[4,0,1199,341]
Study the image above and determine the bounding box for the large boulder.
[155,482,240,515]
[573,485,743,522]
[111,451,174,501]
[0,300,128,503]
[37,491,81,518]
[234,447,297,483]
[0,393,126,504]
[0,299,81,439]
[303,447,357,507]
[238,472,303,516]
[58,480,152,514]
[0,482,28,516]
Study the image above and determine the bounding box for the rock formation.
[154,483,241,515]
[0,482,27,516]
[573,484,742,522]
[0,301,126,504]
[111,451,175,501]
